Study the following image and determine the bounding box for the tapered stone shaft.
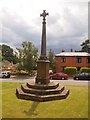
[40,10,49,59]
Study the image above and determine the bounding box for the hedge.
[11,70,29,75]
[80,67,90,73]
[64,67,77,74]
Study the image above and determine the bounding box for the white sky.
[0,0,89,53]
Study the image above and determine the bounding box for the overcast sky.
[0,0,88,54]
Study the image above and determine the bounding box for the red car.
[49,72,68,80]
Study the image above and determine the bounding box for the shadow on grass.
[24,101,40,116]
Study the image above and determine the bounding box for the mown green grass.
[1,82,89,118]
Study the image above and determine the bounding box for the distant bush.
[80,67,90,73]
[64,67,77,74]
[11,70,29,75]
[11,70,37,76]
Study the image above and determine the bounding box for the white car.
[0,71,10,78]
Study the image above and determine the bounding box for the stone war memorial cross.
[16,10,70,102]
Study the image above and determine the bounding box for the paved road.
[0,77,90,86]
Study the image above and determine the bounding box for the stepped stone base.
[16,81,69,102]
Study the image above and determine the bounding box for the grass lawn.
[1,82,89,118]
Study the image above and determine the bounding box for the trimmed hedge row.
[64,67,90,74]
[11,70,29,75]
[64,67,77,74]
[80,67,90,73]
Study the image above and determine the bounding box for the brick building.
[55,51,90,72]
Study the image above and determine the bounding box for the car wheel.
[76,77,79,80]
[50,77,52,80]
[3,75,6,78]
[62,77,65,80]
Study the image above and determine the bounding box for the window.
[61,58,66,63]
[76,57,82,63]
[56,73,60,76]
[87,57,90,63]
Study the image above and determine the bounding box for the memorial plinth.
[16,10,69,102]
[36,59,50,84]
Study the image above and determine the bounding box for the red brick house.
[55,51,90,72]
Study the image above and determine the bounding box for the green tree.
[17,41,38,72]
[48,49,56,72]
[2,60,10,68]
[81,39,90,52]
[2,44,18,64]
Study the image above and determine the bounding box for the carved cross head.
[40,10,49,21]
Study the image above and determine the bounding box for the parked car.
[49,72,68,80]
[73,73,90,80]
[0,71,10,78]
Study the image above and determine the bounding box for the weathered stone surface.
[35,59,50,84]
[27,81,59,90]
[21,84,64,95]
[16,81,69,102]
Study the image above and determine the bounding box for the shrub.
[80,67,90,73]
[11,70,29,75]
[64,67,77,74]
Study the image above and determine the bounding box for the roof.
[55,52,90,57]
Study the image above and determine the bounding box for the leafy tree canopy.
[48,49,56,72]
[2,44,18,64]
[17,41,38,73]
[81,39,90,52]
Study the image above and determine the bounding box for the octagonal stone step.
[21,84,65,95]
[16,87,69,102]
[26,81,59,90]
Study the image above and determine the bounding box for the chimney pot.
[70,49,73,52]
[62,49,65,52]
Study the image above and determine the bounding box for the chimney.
[70,48,73,52]
[62,49,65,52]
